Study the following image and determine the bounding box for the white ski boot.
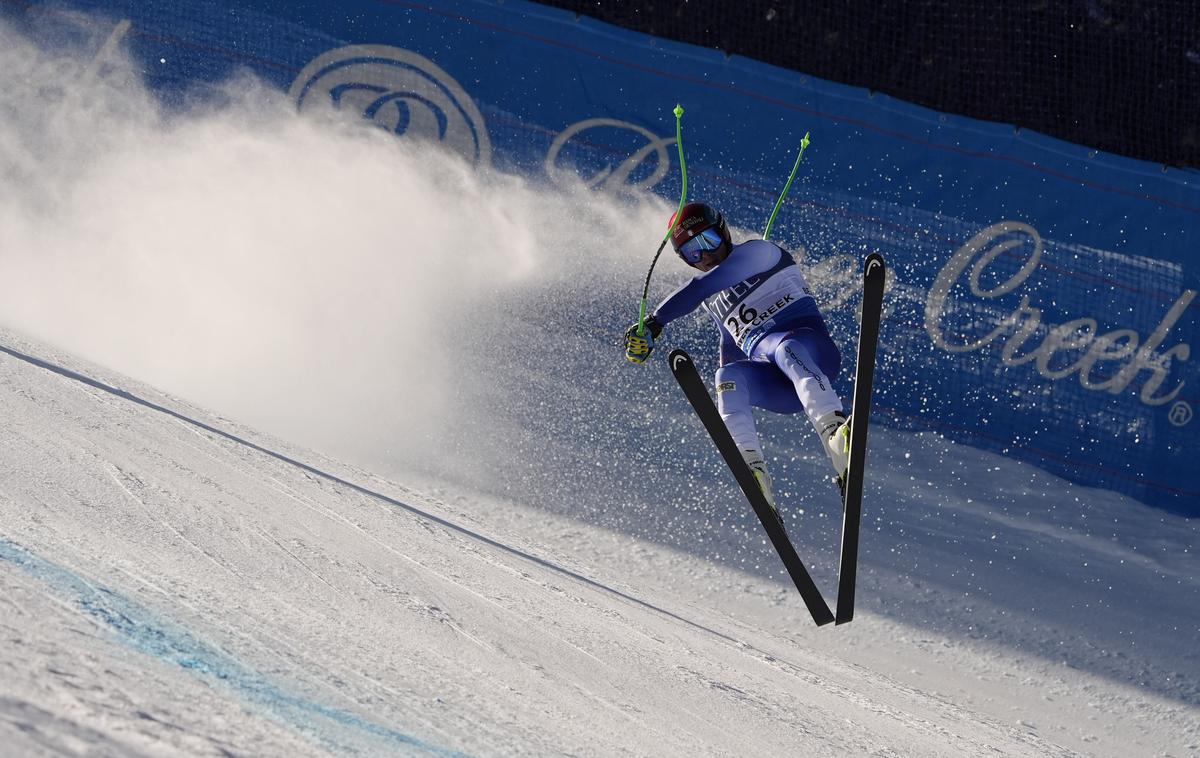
[814,411,851,487]
[740,448,778,512]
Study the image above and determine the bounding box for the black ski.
[669,349,835,627]
[835,253,886,624]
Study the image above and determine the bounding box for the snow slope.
[1,329,1196,757]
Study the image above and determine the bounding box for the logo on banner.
[1169,401,1193,426]
[289,45,492,167]
[546,119,676,193]
[926,221,1195,408]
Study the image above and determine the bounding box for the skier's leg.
[768,331,851,479]
[715,362,763,451]
[715,361,777,509]
[771,334,843,422]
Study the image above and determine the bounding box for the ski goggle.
[675,228,725,264]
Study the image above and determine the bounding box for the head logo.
[289,45,492,167]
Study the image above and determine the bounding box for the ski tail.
[669,349,835,627]
[835,253,886,624]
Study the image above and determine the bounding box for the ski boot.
[815,411,851,497]
[740,448,778,512]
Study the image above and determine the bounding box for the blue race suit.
[651,239,844,450]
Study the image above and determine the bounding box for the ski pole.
[762,131,811,241]
[637,104,689,336]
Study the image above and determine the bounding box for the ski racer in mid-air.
[624,201,850,508]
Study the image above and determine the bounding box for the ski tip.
[864,253,886,276]
[668,349,692,370]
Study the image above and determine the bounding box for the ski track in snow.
[0,327,1197,757]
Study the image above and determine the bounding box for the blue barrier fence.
[6,0,1197,513]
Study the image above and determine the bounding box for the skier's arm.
[649,242,780,328]
[626,241,778,364]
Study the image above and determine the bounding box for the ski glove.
[624,316,663,364]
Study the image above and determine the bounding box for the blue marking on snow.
[0,538,469,757]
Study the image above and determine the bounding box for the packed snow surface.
[1,329,1197,757]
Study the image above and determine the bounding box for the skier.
[624,201,851,508]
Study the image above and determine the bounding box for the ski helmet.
[669,202,731,265]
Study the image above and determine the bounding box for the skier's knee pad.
[715,363,750,414]
[715,362,744,388]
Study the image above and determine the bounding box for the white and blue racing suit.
[651,239,845,452]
